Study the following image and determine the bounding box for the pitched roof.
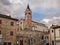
[19,19,47,28]
[32,21,48,28]
[0,14,18,21]
[50,24,60,29]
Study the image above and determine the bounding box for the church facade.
[0,5,49,45]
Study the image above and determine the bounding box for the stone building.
[0,4,49,45]
[18,4,49,45]
[0,14,18,45]
[50,24,60,45]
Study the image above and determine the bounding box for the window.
[11,22,14,26]
[45,36,48,39]
[41,36,44,40]
[52,30,53,32]
[45,36,46,39]
[20,22,22,24]
[28,39,30,45]
[10,31,13,36]
[20,27,22,30]
[0,31,1,34]
[0,20,2,24]
[46,43,49,45]
[46,36,48,39]
[52,41,54,45]
[31,38,33,41]
[20,40,23,45]
[48,30,50,33]
[29,13,31,15]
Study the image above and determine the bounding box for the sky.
[0,0,60,26]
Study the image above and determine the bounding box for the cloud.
[42,17,60,26]
[0,0,60,26]
[28,0,60,9]
[9,0,23,5]
[0,0,27,18]
[28,0,60,26]
[42,19,50,23]
[0,0,11,5]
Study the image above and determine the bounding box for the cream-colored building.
[50,25,60,45]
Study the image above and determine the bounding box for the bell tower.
[25,4,32,29]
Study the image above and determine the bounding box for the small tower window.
[29,13,31,15]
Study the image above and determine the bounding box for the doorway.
[20,40,23,45]
[46,43,49,45]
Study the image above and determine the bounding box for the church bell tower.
[25,4,32,29]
